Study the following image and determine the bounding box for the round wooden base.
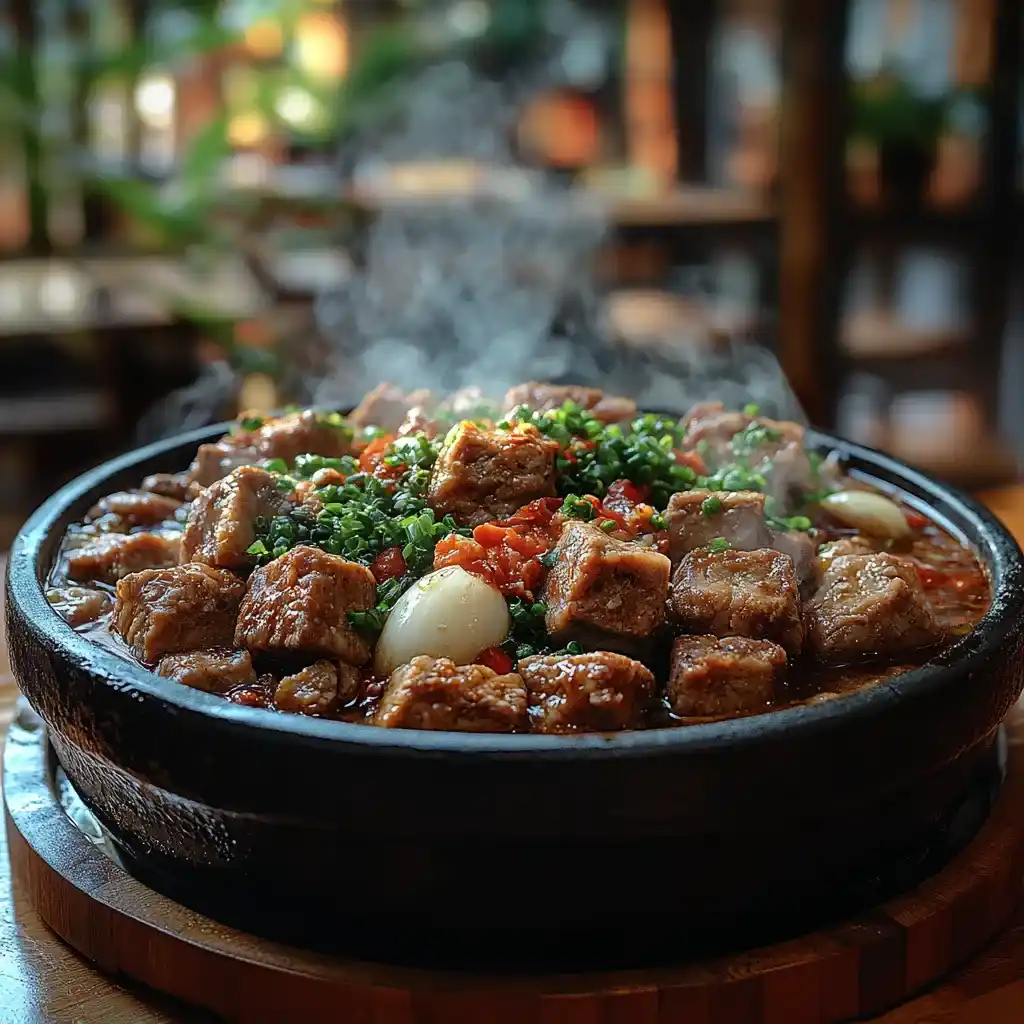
[6,701,1024,1024]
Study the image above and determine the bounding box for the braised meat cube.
[114,564,246,663]
[804,553,943,662]
[682,401,805,465]
[667,635,785,717]
[543,521,670,652]
[397,406,443,438]
[253,409,353,464]
[817,535,877,570]
[374,656,528,732]
[670,547,803,655]
[86,490,182,528]
[186,441,261,488]
[66,530,181,585]
[666,489,771,564]
[273,660,355,716]
[503,382,637,424]
[181,466,291,571]
[234,546,376,665]
[349,383,434,433]
[519,651,655,733]
[428,422,558,526]
[156,648,256,694]
[45,587,112,627]
[142,472,200,502]
[770,528,821,591]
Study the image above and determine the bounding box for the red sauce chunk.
[370,546,406,583]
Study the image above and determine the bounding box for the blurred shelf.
[840,311,968,359]
[893,438,1018,489]
[598,187,775,227]
[0,256,267,336]
[0,391,114,435]
[230,164,776,228]
[848,202,983,232]
[606,289,759,344]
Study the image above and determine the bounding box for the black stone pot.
[7,425,1024,972]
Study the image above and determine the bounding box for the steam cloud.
[138,3,805,441]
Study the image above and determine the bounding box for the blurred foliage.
[2,0,562,369]
[849,71,986,149]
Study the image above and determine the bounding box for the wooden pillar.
[777,0,849,427]
[665,0,713,182]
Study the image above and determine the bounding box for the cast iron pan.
[6,425,1024,971]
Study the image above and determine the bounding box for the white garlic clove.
[820,490,912,541]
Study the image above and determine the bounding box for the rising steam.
[138,3,805,442]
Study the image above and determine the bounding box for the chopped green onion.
[701,496,723,516]
[599,519,616,532]
[561,494,597,521]
[707,537,732,553]
[742,403,760,417]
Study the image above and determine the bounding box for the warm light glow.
[244,17,284,59]
[276,86,318,128]
[239,372,278,412]
[134,74,175,129]
[228,111,270,147]
[294,12,349,79]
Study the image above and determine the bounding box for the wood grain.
[1,484,1023,1023]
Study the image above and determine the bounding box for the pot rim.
[8,421,1024,760]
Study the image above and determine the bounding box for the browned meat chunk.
[114,564,246,663]
[349,383,434,433]
[543,521,670,652]
[156,648,256,694]
[181,467,290,571]
[428,422,558,526]
[666,490,771,564]
[520,651,655,733]
[770,528,821,591]
[667,635,785,717]
[374,656,528,732]
[670,547,803,654]
[86,490,182,528]
[273,660,353,716]
[397,406,443,438]
[234,546,375,665]
[186,441,261,488]
[45,587,112,627]
[804,553,943,662]
[66,530,181,585]
[142,472,200,502]
[503,382,637,424]
[253,410,353,464]
[682,401,805,465]
[817,535,877,569]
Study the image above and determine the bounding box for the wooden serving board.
[5,699,1024,1024]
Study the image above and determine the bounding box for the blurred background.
[1,0,1022,547]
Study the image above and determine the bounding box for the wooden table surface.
[3,487,1024,1023]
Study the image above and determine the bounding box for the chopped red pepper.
[476,646,514,674]
[358,435,397,477]
[676,450,708,476]
[369,546,407,583]
[606,479,648,506]
[904,510,929,530]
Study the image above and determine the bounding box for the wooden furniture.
[783,0,1023,485]
[0,482,1023,1022]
